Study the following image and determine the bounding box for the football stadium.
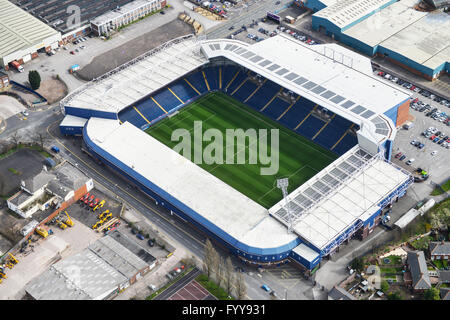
[60,33,414,270]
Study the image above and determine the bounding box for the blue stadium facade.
[62,61,412,270]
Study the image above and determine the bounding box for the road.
[154,267,201,300]
[46,119,208,260]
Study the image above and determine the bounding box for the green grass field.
[146,92,337,208]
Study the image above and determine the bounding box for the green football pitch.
[145,92,337,209]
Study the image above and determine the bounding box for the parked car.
[406,158,415,165]
[147,239,154,247]
[399,155,406,161]
[395,152,402,158]
[136,234,145,240]
[51,146,60,153]
[261,284,271,292]
[431,150,438,156]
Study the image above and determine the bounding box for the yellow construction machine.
[64,211,74,227]
[97,209,110,220]
[93,200,106,212]
[35,227,48,238]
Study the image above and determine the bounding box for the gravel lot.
[0,95,25,120]
[77,19,193,81]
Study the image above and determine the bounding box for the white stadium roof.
[85,118,411,253]
[85,118,297,249]
[68,34,414,255]
[62,35,207,113]
[201,34,411,145]
[269,146,411,250]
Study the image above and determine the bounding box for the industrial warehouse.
[301,0,450,80]
[11,0,167,42]
[0,0,61,71]
[25,231,156,300]
[59,33,414,271]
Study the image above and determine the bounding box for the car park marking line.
[184,78,201,95]
[168,88,184,104]
[277,96,301,121]
[331,123,354,150]
[133,106,151,124]
[202,71,211,91]
[266,269,301,290]
[151,96,168,114]
[260,88,283,112]
[312,114,335,140]
[225,70,240,90]
[294,105,318,130]
[244,79,267,103]
[46,122,206,250]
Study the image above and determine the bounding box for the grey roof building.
[407,251,432,291]
[22,170,54,194]
[26,250,127,300]
[430,241,450,257]
[440,288,450,300]
[88,235,150,280]
[26,232,156,300]
[438,270,450,284]
[108,230,157,266]
[10,0,140,34]
[328,286,356,300]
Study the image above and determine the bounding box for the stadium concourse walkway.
[118,65,358,156]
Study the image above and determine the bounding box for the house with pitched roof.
[406,251,431,292]
[429,241,450,261]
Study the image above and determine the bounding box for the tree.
[423,287,440,300]
[350,257,364,272]
[211,248,220,283]
[28,70,41,90]
[34,132,50,148]
[387,291,403,300]
[234,272,247,300]
[10,131,21,148]
[224,257,235,296]
[216,257,225,287]
[380,280,389,293]
[202,239,215,279]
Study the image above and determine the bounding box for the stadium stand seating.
[118,65,359,155]
[222,65,240,90]
[246,81,282,111]
[296,115,326,139]
[333,132,358,155]
[232,79,258,102]
[226,70,248,94]
[185,71,209,93]
[153,88,183,111]
[203,67,220,91]
[261,98,291,120]
[169,82,198,103]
